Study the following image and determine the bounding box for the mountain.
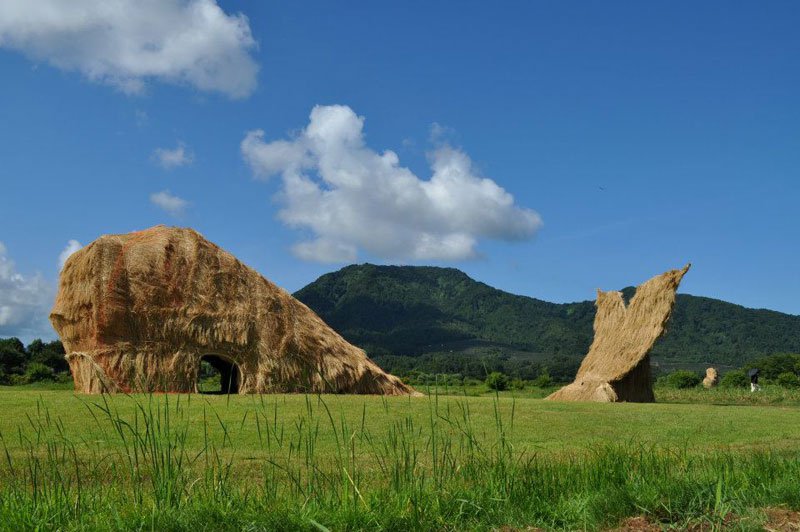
[294,264,800,379]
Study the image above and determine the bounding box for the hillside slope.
[295,264,800,374]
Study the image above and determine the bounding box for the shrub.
[663,370,702,389]
[776,372,800,388]
[411,372,435,385]
[8,374,28,385]
[485,371,509,391]
[55,372,73,384]
[532,371,553,388]
[443,373,465,386]
[719,370,749,388]
[510,378,527,390]
[24,362,54,383]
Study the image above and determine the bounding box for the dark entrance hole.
[198,355,240,394]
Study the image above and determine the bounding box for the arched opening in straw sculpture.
[197,354,240,394]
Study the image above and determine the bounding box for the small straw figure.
[702,367,719,389]
[748,368,761,392]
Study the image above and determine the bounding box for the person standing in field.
[748,368,761,392]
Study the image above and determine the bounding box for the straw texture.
[702,368,719,389]
[547,265,690,402]
[50,226,418,395]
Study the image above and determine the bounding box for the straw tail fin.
[547,264,690,403]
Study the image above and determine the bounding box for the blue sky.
[0,1,798,341]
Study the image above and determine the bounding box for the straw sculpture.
[547,265,690,402]
[50,226,418,395]
[702,368,719,389]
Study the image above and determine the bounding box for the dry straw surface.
[548,264,690,403]
[50,225,417,395]
[702,367,719,389]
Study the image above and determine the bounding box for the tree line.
[0,337,68,384]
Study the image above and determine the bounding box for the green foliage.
[55,372,73,384]
[661,370,702,389]
[27,339,68,373]
[719,370,749,388]
[743,353,800,380]
[7,373,29,385]
[24,362,55,383]
[655,384,800,405]
[510,378,527,390]
[295,264,800,380]
[372,351,579,383]
[0,338,68,384]
[294,264,594,360]
[0,337,27,374]
[485,371,509,391]
[402,372,469,388]
[652,296,800,366]
[776,372,800,388]
[532,371,553,388]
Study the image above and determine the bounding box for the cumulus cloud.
[0,0,258,98]
[241,105,542,263]
[58,240,82,270]
[0,242,53,339]
[153,142,194,169]
[150,190,188,217]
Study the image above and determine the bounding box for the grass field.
[0,387,799,530]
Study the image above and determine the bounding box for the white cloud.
[153,142,194,168]
[0,242,53,339]
[150,190,188,217]
[0,0,258,98]
[241,105,542,263]
[58,240,82,270]
[292,239,357,263]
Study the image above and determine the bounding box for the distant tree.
[485,371,509,391]
[547,356,581,383]
[0,338,27,375]
[28,339,68,373]
[27,339,45,358]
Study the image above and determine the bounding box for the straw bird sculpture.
[547,264,690,402]
[50,226,418,395]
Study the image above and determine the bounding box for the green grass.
[655,383,800,406]
[0,389,799,530]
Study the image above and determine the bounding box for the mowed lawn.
[1,388,798,457]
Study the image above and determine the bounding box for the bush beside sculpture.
[719,370,749,388]
[663,370,702,389]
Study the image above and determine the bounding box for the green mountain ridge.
[294,264,800,378]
